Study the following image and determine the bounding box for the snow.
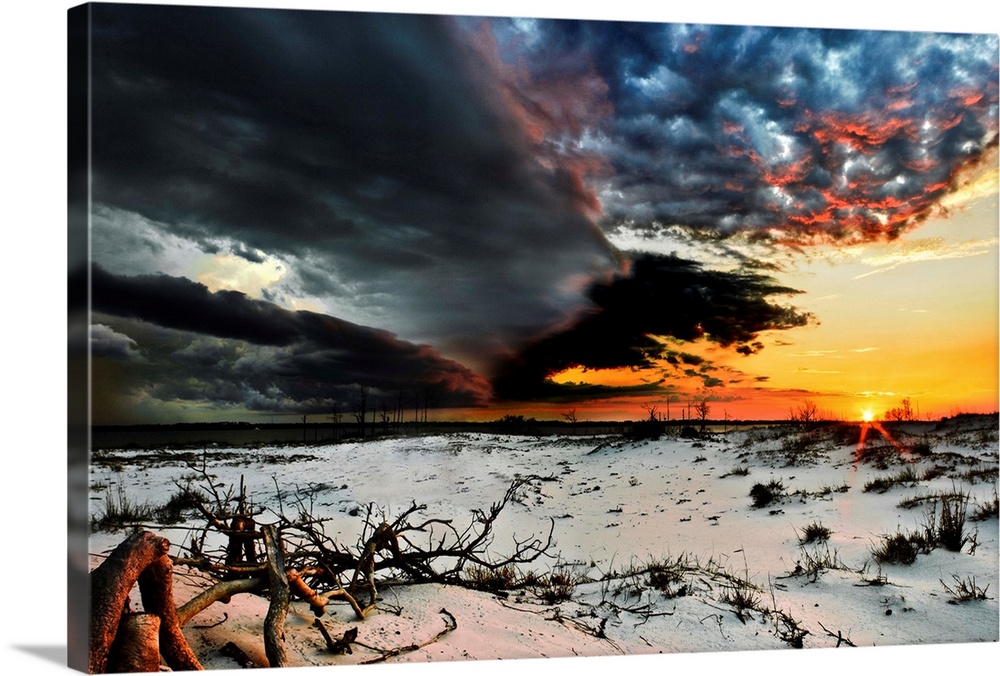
[85,419,998,672]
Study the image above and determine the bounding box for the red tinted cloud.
[466,21,614,219]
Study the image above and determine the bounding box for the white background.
[2,1,997,674]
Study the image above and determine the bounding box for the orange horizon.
[430,397,999,425]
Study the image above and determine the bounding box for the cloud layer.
[493,253,813,400]
[83,6,998,421]
[484,20,998,243]
[90,266,491,419]
[89,5,618,366]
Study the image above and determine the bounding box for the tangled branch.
[91,470,556,669]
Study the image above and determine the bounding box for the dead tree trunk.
[104,613,160,673]
[137,553,203,671]
[225,482,258,567]
[90,532,167,673]
[89,531,203,673]
[262,525,290,668]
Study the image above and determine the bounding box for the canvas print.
[68,2,999,672]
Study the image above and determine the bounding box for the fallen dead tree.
[89,471,554,670]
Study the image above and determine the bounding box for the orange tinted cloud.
[467,20,613,218]
[810,111,918,153]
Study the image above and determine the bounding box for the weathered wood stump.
[226,514,258,566]
[104,613,160,673]
[89,531,203,673]
[262,524,289,669]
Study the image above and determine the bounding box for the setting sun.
[861,409,875,423]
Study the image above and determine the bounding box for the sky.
[78,2,1000,424]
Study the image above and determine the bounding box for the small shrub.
[817,482,849,496]
[972,427,999,449]
[940,574,991,603]
[647,561,693,599]
[627,554,697,599]
[464,564,520,592]
[792,543,847,582]
[863,477,891,493]
[921,466,946,482]
[908,520,936,555]
[721,465,750,478]
[898,489,966,513]
[959,467,999,484]
[772,608,809,648]
[863,466,919,493]
[750,479,785,508]
[897,493,936,510]
[628,419,665,440]
[535,569,578,604]
[155,485,204,524]
[856,436,906,468]
[870,531,918,565]
[827,423,861,447]
[797,520,832,544]
[970,487,999,522]
[91,480,155,532]
[718,575,763,621]
[933,493,970,552]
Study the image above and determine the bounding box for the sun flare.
[861,409,875,422]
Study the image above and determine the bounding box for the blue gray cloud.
[482,19,998,242]
[88,265,492,422]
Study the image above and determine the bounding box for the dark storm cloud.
[90,266,491,413]
[89,5,617,357]
[90,323,140,360]
[488,20,998,243]
[493,253,812,400]
[92,265,302,346]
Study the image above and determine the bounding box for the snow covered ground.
[86,417,999,671]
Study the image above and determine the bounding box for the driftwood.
[185,464,265,574]
[314,620,357,654]
[286,568,328,617]
[284,475,555,592]
[321,585,371,620]
[104,613,160,673]
[357,608,457,664]
[226,514,259,566]
[89,531,203,673]
[90,531,164,673]
[262,525,290,668]
[176,577,264,627]
[91,475,553,669]
[314,609,456,663]
[817,621,858,647]
[137,551,203,670]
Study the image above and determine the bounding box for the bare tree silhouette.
[790,399,819,428]
[353,386,369,438]
[695,397,711,432]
